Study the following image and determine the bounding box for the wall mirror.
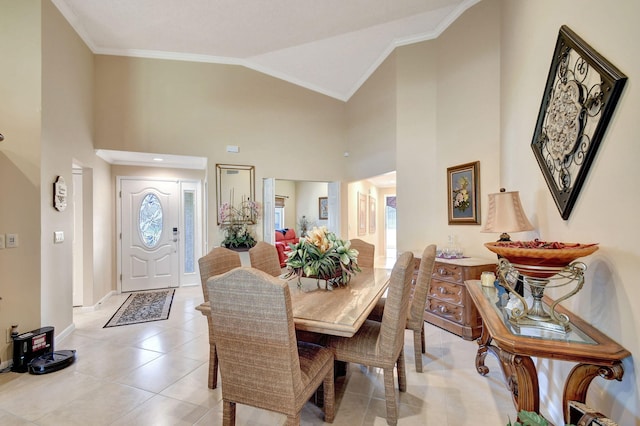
[216,164,256,225]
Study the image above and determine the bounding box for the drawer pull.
[438,286,451,295]
[438,305,450,314]
[438,267,449,276]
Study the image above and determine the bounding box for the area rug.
[104,289,175,328]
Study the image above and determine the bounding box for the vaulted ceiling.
[52,0,478,101]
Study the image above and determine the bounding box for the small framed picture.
[357,192,367,236]
[318,197,328,220]
[447,161,480,225]
[368,196,376,234]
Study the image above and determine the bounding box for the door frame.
[116,176,204,293]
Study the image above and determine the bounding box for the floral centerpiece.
[218,199,259,249]
[284,227,360,287]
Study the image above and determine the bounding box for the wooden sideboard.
[416,257,496,340]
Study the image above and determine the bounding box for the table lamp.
[481,188,534,241]
[481,188,534,295]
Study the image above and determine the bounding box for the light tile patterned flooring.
[0,285,515,425]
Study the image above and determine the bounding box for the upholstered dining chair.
[368,244,437,372]
[327,251,414,426]
[249,241,283,277]
[349,238,375,268]
[197,247,241,389]
[208,267,335,426]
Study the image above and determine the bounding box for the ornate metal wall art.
[531,25,627,220]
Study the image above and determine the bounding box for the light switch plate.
[0,234,4,249]
[54,231,64,244]
[5,233,18,248]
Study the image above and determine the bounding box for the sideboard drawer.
[426,299,464,324]
[433,263,463,283]
[429,279,463,305]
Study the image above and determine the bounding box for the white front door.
[121,179,180,292]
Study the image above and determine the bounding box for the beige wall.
[0,0,42,364]
[93,56,348,247]
[345,52,397,182]
[294,181,328,231]
[500,1,640,423]
[396,0,501,256]
[2,0,638,421]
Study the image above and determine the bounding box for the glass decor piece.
[139,193,163,248]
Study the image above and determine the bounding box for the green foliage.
[284,227,360,287]
[506,410,574,426]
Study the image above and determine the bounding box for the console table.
[466,280,631,423]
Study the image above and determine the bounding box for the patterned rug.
[104,289,175,328]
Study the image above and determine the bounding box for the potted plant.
[284,227,360,287]
[218,199,259,249]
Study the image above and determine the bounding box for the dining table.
[286,267,391,337]
[195,267,391,338]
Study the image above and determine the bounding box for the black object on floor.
[12,326,55,373]
[28,349,76,375]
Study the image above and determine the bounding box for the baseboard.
[56,323,76,345]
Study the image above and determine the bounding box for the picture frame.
[318,196,328,220]
[531,25,627,220]
[447,161,480,225]
[357,192,367,236]
[368,196,376,234]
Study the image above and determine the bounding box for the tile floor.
[0,285,516,425]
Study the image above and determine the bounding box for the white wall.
[501,1,640,423]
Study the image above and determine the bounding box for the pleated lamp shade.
[481,189,534,240]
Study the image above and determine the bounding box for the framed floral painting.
[447,161,480,225]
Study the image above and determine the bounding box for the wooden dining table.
[195,267,391,338]
[286,267,391,337]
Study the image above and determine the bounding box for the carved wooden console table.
[466,280,631,424]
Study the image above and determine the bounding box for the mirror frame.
[216,164,256,225]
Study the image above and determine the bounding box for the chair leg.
[383,367,398,426]
[397,348,407,392]
[207,316,218,389]
[284,414,301,425]
[323,369,335,423]
[208,343,218,389]
[421,322,426,353]
[413,328,423,373]
[223,400,236,426]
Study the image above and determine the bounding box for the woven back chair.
[327,251,414,425]
[197,247,241,389]
[349,239,375,268]
[249,241,283,277]
[208,267,335,425]
[367,244,437,372]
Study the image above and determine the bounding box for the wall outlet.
[0,234,4,249]
[6,328,12,344]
